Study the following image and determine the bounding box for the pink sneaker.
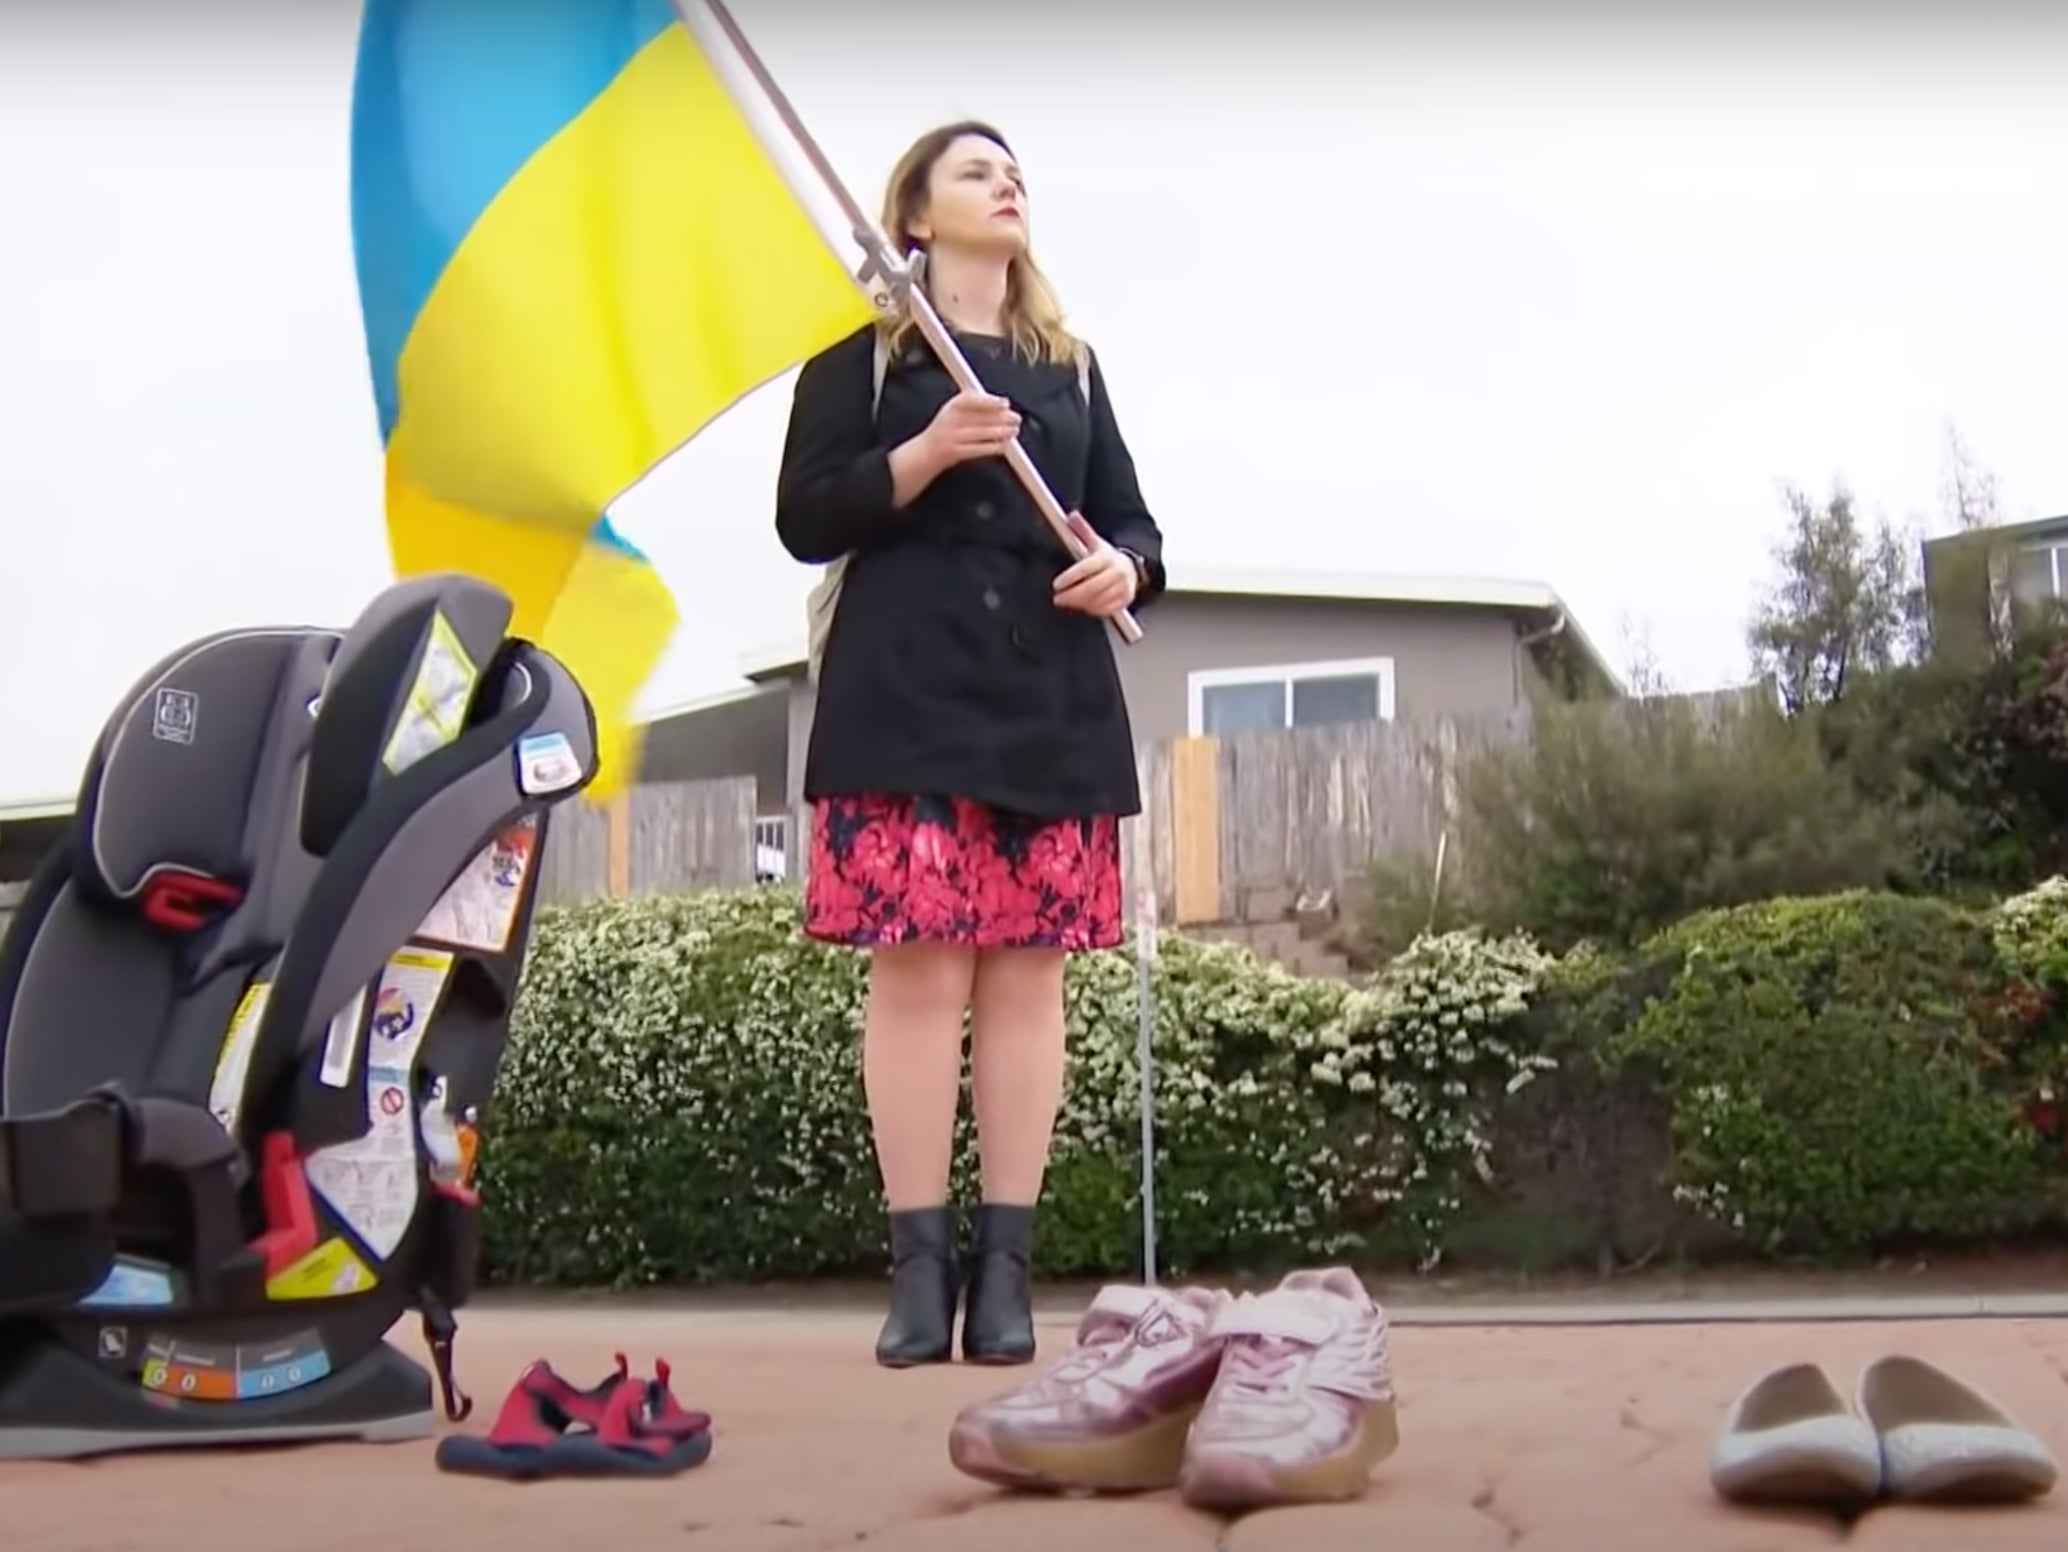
[1177,1267,1399,1509]
[947,1283,1227,1492]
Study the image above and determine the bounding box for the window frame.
[2013,541,2068,606]
[1185,655,1398,737]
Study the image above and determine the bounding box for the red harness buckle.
[250,1131,320,1278]
[138,870,244,932]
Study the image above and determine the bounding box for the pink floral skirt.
[803,793,1123,951]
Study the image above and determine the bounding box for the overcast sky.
[4,2,2066,804]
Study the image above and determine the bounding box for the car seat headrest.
[299,574,516,858]
[71,627,332,924]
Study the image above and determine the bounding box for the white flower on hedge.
[491,895,1557,1282]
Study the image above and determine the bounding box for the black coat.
[775,323,1166,821]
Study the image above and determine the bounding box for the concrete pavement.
[4,1305,2067,1550]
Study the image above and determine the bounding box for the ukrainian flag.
[350,0,873,796]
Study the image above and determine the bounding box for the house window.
[2012,543,2068,608]
[753,815,789,884]
[1186,657,1397,737]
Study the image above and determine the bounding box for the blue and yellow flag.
[350,0,873,796]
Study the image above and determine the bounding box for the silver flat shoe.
[1857,1354,2057,1503]
[1710,1362,1882,1507]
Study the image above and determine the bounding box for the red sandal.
[432,1355,711,1480]
[521,1352,636,1429]
[572,1368,713,1475]
[638,1359,712,1440]
[433,1360,620,1480]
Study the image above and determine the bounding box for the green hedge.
[1600,893,2048,1255]
[478,881,2068,1287]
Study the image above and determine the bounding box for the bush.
[1314,929,1555,1262]
[1812,655,2004,896]
[1949,630,2068,889]
[479,882,2068,1286]
[480,889,876,1287]
[1989,875,2068,1134]
[1359,627,2068,963]
[1819,618,2068,896]
[1601,891,2049,1257]
[1374,692,1912,956]
[1994,875,2068,991]
[1043,932,1357,1275]
[482,891,1553,1286]
[1472,943,1710,1274]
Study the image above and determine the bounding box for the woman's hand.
[1052,513,1139,618]
[890,389,1021,506]
[920,389,1021,468]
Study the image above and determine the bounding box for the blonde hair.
[874,120,1081,368]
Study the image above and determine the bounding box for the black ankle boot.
[876,1207,958,1368]
[960,1203,1037,1365]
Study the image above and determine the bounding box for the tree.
[1939,420,2003,535]
[1746,482,1924,712]
[1615,611,1675,699]
[1925,422,2016,660]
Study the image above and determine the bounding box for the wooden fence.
[1122,688,1769,925]
[1124,710,1530,926]
[573,724,1506,926]
[536,776,758,903]
[536,690,1762,924]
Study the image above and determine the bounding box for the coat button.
[982,587,1002,610]
[973,500,994,520]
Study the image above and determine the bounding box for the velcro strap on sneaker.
[1082,1283,1174,1329]
[1206,1292,1337,1347]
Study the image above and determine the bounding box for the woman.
[774,121,1165,1369]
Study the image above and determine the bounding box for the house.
[638,566,1619,874]
[1922,514,2068,658]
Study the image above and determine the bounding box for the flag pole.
[1130,753,1161,1286]
[674,0,1144,648]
